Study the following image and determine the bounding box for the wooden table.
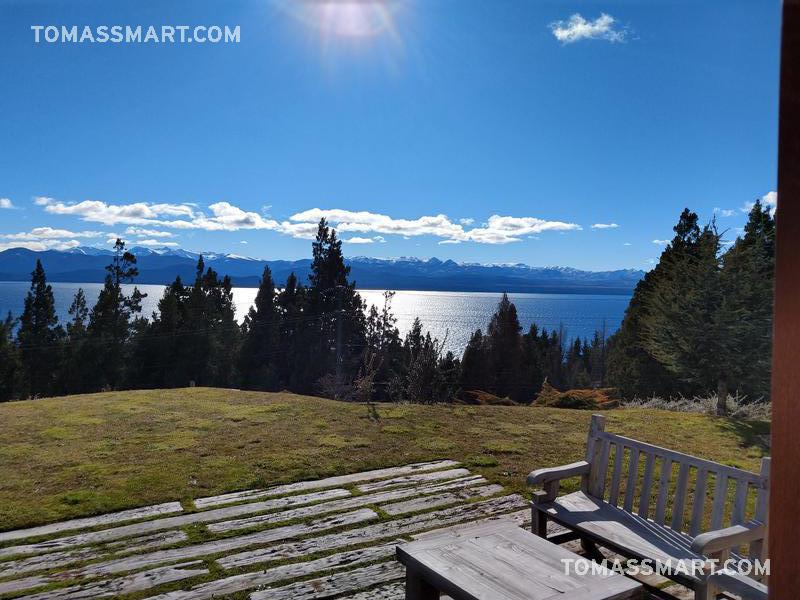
[396,520,643,600]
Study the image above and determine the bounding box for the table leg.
[405,568,439,599]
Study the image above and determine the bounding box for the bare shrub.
[622,392,770,420]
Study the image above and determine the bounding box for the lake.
[0,282,630,355]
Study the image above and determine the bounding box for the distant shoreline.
[0,278,636,296]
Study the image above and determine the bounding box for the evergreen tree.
[717,199,775,399]
[606,210,699,400]
[639,219,729,411]
[364,291,403,401]
[0,312,19,401]
[86,240,144,390]
[239,266,278,390]
[307,219,366,396]
[61,288,90,394]
[486,293,524,400]
[181,258,240,387]
[17,260,63,397]
[519,324,545,402]
[275,272,312,390]
[460,329,489,392]
[131,276,190,388]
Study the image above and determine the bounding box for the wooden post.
[530,481,557,538]
[771,3,800,597]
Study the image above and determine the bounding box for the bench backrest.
[584,415,769,547]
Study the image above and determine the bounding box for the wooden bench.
[527,415,770,600]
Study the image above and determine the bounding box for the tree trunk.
[716,379,728,415]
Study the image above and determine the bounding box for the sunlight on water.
[0,282,630,356]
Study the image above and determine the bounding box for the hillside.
[0,388,768,531]
[0,247,644,294]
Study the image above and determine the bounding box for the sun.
[275,0,402,40]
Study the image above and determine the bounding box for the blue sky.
[0,0,781,270]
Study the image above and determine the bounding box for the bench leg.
[405,569,439,600]
[531,502,548,538]
[580,537,604,561]
[694,581,716,600]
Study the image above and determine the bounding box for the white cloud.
[125,227,174,238]
[289,209,581,245]
[32,197,582,245]
[40,198,282,232]
[742,191,777,216]
[240,240,248,245]
[43,198,197,226]
[0,198,15,209]
[714,207,737,217]
[34,196,55,206]
[133,239,180,248]
[288,208,466,239]
[0,239,81,252]
[2,227,103,241]
[652,239,670,245]
[591,223,619,229]
[344,236,377,244]
[459,218,475,226]
[550,13,627,44]
[463,215,581,244]
[623,242,632,246]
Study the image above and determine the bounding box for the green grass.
[0,387,770,531]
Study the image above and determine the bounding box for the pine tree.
[519,324,545,402]
[606,210,698,400]
[17,260,63,398]
[486,293,524,400]
[0,312,19,401]
[275,272,311,390]
[460,329,489,392]
[364,291,402,401]
[717,199,775,399]
[639,220,728,411]
[61,288,90,394]
[307,219,366,395]
[239,266,278,390]
[132,276,190,388]
[86,240,144,390]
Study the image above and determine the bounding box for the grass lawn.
[0,387,770,531]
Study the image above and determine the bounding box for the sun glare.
[275,0,402,41]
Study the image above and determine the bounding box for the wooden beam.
[771,2,800,598]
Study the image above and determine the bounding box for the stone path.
[0,460,530,599]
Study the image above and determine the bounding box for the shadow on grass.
[714,417,771,455]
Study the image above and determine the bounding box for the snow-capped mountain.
[0,247,645,294]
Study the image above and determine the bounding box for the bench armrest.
[526,460,590,487]
[691,522,766,556]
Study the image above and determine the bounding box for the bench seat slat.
[536,491,704,583]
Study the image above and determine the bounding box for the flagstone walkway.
[0,460,531,599]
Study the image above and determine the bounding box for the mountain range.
[0,246,645,295]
